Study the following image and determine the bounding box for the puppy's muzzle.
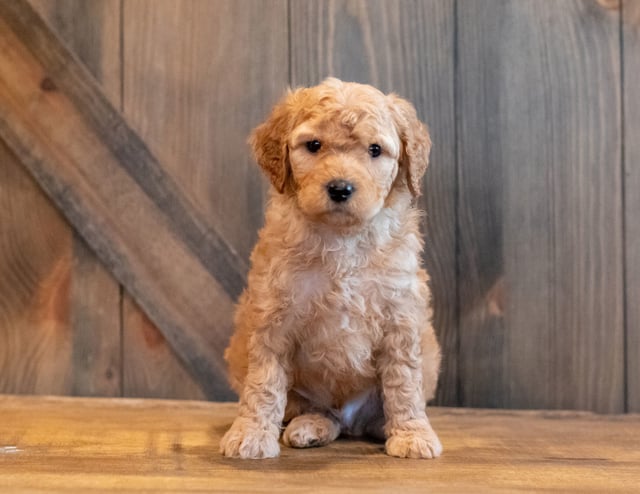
[326,179,355,203]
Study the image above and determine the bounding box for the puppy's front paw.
[220,417,280,459]
[385,426,443,459]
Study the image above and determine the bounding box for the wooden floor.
[0,396,638,493]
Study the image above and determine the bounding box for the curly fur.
[220,78,442,459]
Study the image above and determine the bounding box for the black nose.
[327,180,355,203]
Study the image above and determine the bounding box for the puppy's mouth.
[317,205,362,228]
[319,200,386,231]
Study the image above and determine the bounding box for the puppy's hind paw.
[282,413,340,448]
[220,417,280,459]
[385,427,443,459]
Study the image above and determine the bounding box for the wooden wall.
[0,0,638,413]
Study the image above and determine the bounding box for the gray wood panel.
[121,0,288,399]
[123,0,287,261]
[624,0,640,412]
[457,0,624,412]
[290,0,458,406]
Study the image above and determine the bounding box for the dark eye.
[369,144,382,158]
[306,140,322,153]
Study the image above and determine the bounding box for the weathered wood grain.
[0,0,121,396]
[0,395,639,492]
[28,0,122,105]
[122,298,205,400]
[623,0,640,412]
[31,0,123,397]
[120,0,287,399]
[289,0,458,406]
[123,0,287,261]
[66,238,121,396]
[457,0,624,412]
[0,0,240,399]
[0,141,73,394]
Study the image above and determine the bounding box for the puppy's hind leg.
[282,412,341,449]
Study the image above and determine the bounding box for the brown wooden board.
[0,0,121,397]
[122,299,205,400]
[120,0,288,399]
[624,0,640,412]
[289,0,458,406]
[456,0,624,412]
[0,0,241,400]
[0,140,73,394]
[122,0,287,261]
[29,0,122,105]
[33,0,123,398]
[0,395,639,492]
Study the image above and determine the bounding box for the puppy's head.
[250,78,431,229]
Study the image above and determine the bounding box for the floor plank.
[0,395,638,493]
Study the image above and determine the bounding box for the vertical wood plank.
[30,0,123,397]
[457,0,624,412]
[121,0,288,398]
[28,0,122,106]
[0,0,121,396]
[289,0,458,405]
[0,140,73,394]
[122,301,205,400]
[623,0,640,412]
[68,240,121,396]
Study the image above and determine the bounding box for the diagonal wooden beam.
[0,0,248,400]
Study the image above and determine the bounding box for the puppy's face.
[251,78,431,230]
[287,88,400,228]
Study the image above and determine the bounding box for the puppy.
[220,78,442,459]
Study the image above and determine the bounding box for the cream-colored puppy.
[220,78,442,459]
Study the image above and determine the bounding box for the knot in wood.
[40,77,57,92]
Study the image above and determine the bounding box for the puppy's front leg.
[378,324,442,459]
[220,335,289,459]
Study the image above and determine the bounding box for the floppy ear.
[387,94,432,197]
[249,91,296,193]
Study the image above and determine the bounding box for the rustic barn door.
[1,0,639,412]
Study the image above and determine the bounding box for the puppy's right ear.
[249,91,296,193]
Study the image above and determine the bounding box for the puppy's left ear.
[387,94,432,197]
